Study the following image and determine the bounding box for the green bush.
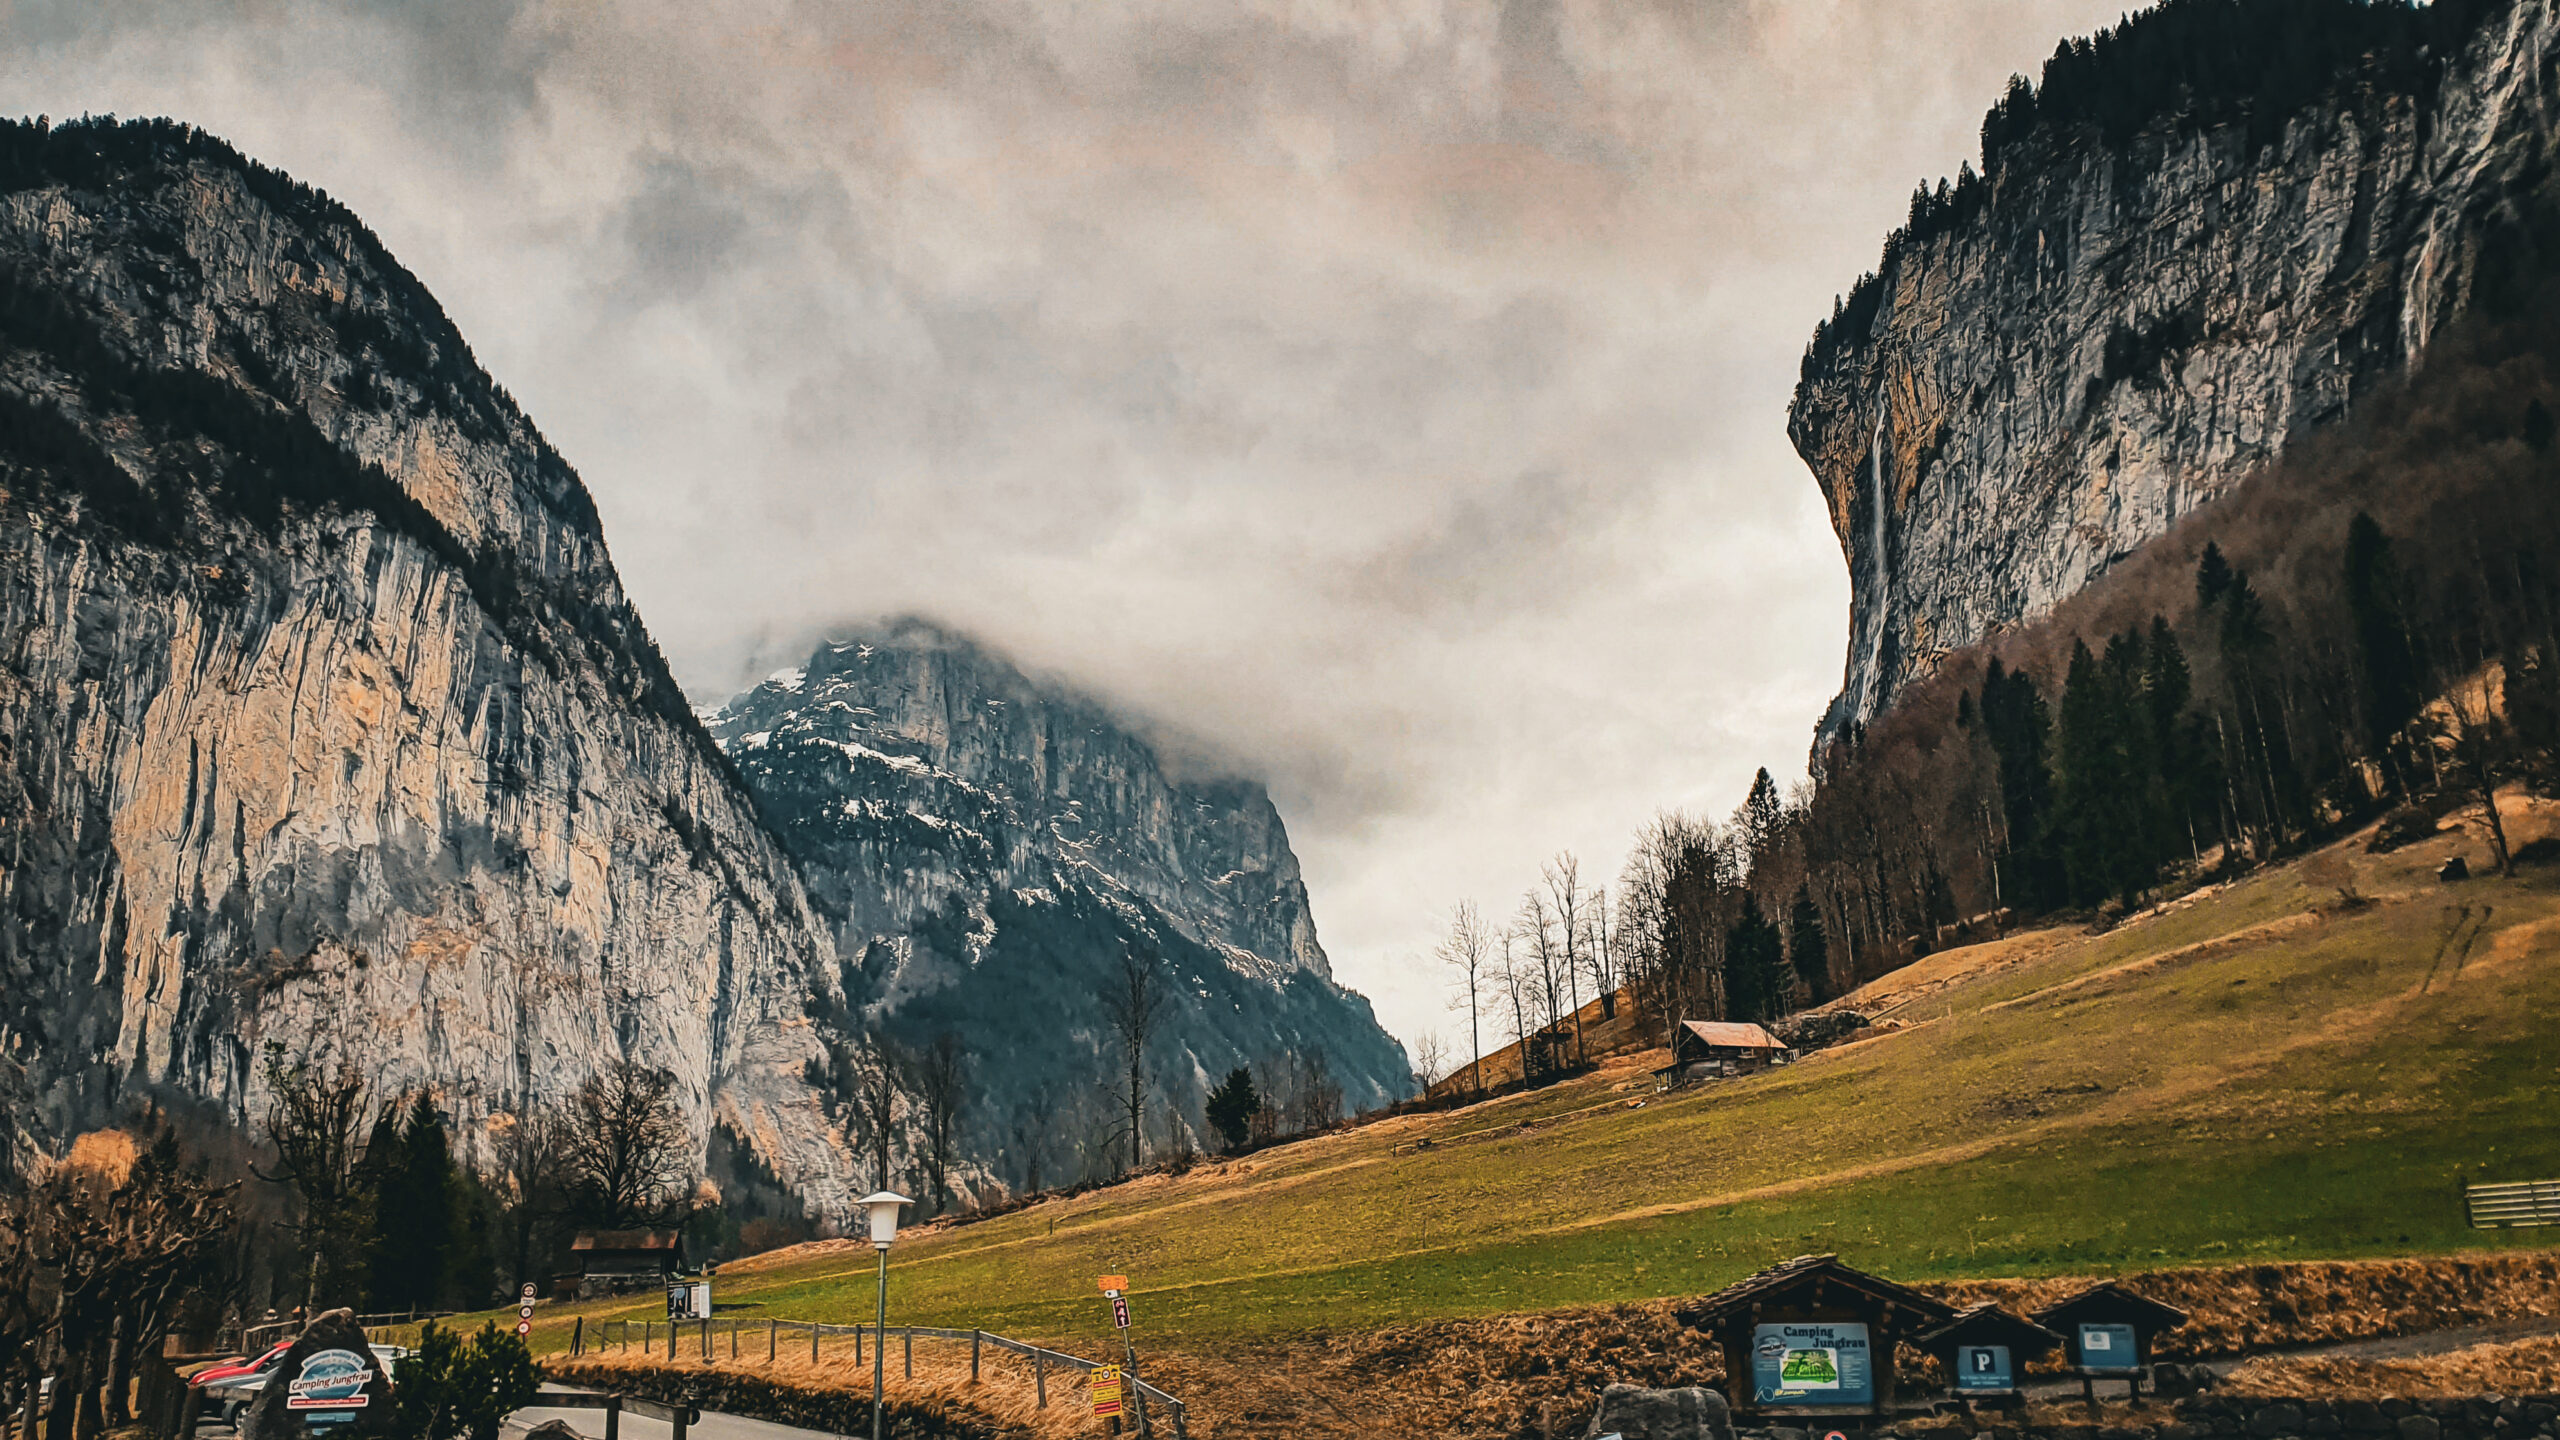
[392,1322,540,1440]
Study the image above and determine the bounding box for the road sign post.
[517,1283,536,1337]
[1099,1276,1148,1438]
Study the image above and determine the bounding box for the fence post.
[1034,1352,1046,1408]
[903,1328,912,1379]
[855,1326,862,1366]
[811,1324,820,1365]
[571,1317,584,1357]
[971,1330,981,1382]
[644,1321,654,1354]
[729,1320,737,1361]
[603,1396,621,1440]
[767,1319,776,1364]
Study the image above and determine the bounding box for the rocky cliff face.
[709,621,1410,1181]
[1792,0,2560,753]
[0,118,851,1212]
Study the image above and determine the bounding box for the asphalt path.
[503,1385,848,1440]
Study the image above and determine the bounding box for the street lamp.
[857,1191,911,1440]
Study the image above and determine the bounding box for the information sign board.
[1750,1322,1875,1408]
[2077,1323,2140,1373]
[1952,1345,2013,1392]
[1089,1364,1124,1418]
[1110,1295,1130,1330]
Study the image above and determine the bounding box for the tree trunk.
[102,1318,129,1430]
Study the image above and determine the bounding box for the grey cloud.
[0,0,2138,1051]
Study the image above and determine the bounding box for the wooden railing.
[573,1316,1189,1439]
[2467,1178,2560,1228]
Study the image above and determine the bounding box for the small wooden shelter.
[1674,1254,1956,1419]
[570,1229,685,1297]
[2031,1282,2190,1404]
[1912,1303,2063,1409]
[1658,1020,1791,1083]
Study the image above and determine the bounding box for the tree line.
[1430,254,2560,1067]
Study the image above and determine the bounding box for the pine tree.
[1721,893,1791,1024]
[1786,886,1830,1003]
[2345,511,2424,785]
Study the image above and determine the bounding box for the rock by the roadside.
[2254,1403,2308,1437]
[2399,1416,2443,1440]
[2439,856,2471,883]
[1586,1385,1737,1440]
[238,1309,398,1440]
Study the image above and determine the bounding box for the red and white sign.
[1110,1295,1130,1330]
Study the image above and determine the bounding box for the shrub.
[393,1321,540,1440]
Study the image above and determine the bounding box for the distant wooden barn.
[1658,1020,1790,1083]
[570,1229,685,1298]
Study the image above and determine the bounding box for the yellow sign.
[1089,1364,1123,1418]
[1098,1274,1128,1292]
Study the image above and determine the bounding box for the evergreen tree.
[1721,893,1791,1024]
[369,1095,453,1312]
[2345,511,2425,781]
[1979,658,2062,909]
[1204,1067,1259,1153]
[1786,886,1829,1002]
[2196,541,2235,609]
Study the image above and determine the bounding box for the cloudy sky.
[4,0,2129,1055]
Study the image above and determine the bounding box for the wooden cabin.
[1657,1019,1791,1084]
[1673,1253,1956,1420]
[570,1229,685,1297]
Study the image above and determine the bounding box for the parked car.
[189,1343,290,1391]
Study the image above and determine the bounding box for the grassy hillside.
[538,802,2560,1354]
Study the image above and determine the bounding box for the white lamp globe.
[858,1191,911,1249]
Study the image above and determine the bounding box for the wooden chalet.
[2031,1282,2191,1403]
[1911,1303,2063,1409]
[1657,1020,1791,1084]
[1674,1254,1956,1419]
[569,1229,685,1298]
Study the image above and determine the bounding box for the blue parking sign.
[1953,1345,2013,1391]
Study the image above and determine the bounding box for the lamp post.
[857,1191,911,1440]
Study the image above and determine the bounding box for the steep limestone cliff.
[1792,0,2560,753]
[709,621,1410,1181]
[0,118,850,1212]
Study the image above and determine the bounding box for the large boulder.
[1584,1384,1737,1440]
[238,1310,399,1440]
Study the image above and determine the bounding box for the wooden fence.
[572,1315,1189,1439]
[2467,1178,2560,1228]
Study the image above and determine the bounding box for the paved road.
[504,1386,848,1440]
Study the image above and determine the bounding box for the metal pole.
[903,1330,912,1379]
[603,1397,620,1440]
[871,1248,888,1440]
[768,1319,776,1364]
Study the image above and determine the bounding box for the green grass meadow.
[520,839,2560,1351]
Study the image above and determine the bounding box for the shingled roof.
[2030,1281,2191,1334]
[1912,1302,2065,1356]
[1672,1254,1959,1328]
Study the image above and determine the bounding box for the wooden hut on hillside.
[1656,1020,1791,1084]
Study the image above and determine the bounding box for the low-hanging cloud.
[2,0,2133,1050]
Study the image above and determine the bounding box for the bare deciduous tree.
[1411,1032,1450,1093]
[911,1032,969,1214]
[561,1061,693,1227]
[255,1043,381,1309]
[1105,946,1167,1173]
[1434,901,1492,1096]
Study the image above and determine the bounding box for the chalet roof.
[1673,1253,1958,1329]
[571,1229,681,1253]
[1677,1020,1787,1051]
[1912,1303,2065,1356]
[2030,1282,2191,1334]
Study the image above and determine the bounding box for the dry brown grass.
[552,1335,1129,1439]
[2225,1335,2560,1397]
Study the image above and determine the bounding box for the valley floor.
[508,796,2560,1433]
